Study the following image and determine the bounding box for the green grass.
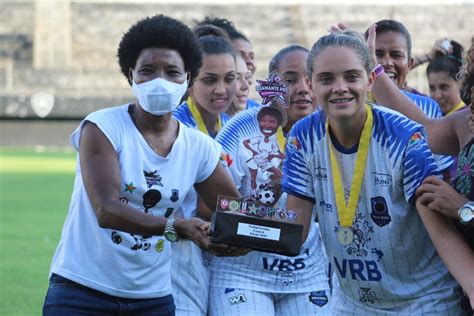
[0,148,76,315]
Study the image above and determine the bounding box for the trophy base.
[211,211,303,257]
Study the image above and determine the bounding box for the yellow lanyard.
[187,96,222,136]
[445,100,466,116]
[276,127,286,153]
[327,104,373,227]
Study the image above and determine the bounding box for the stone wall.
[0,1,472,146]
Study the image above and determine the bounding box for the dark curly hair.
[117,14,202,86]
[459,36,474,105]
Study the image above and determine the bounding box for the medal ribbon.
[327,104,373,227]
[276,127,286,153]
[445,100,466,116]
[187,96,222,136]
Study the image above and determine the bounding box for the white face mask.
[132,77,188,116]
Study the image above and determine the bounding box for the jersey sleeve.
[172,102,196,128]
[403,91,454,173]
[215,110,257,190]
[281,119,316,203]
[402,130,441,203]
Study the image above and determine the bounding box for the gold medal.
[328,104,373,228]
[337,227,354,245]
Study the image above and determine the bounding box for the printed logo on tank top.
[309,290,329,307]
[144,170,163,188]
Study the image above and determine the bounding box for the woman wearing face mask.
[42,15,242,316]
[173,27,237,138]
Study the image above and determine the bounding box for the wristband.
[373,64,384,78]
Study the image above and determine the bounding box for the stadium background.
[1,0,472,147]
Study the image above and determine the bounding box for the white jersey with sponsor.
[212,107,330,295]
[282,105,463,314]
[49,104,219,299]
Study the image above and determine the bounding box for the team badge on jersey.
[144,170,164,188]
[370,196,391,227]
[220,152,233,167]
[309,290,329,307]
[407,132,423,150]
[287,136,301,152]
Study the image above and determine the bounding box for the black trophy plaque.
[211,195,304,256]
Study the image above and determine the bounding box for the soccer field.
[0,148,76,315]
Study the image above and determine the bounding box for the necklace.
[187,96,221,137]
[129,105,160,155]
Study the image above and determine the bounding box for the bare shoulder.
[424,110,469,156]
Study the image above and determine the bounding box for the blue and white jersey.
[281,105,462,313]
[173,100,231,137]
[211,107,330,294]
[402,90,442,119]
[246,98,261,110]
[403,90,454,173]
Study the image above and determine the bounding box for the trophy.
[211,195,303,256]
[211,70,303,257]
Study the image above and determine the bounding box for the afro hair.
[117,14,202,86]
